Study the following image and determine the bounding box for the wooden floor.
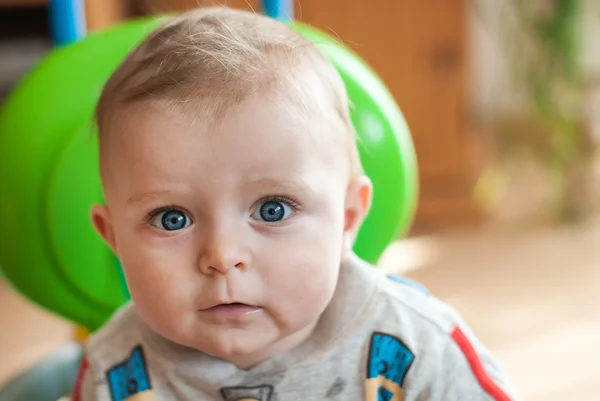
[380,219,600,401]
[1,220,599,401]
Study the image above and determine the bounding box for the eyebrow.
[127,190,176,205]
[251,178,312,193]
[126,179,312,206]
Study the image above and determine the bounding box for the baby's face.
[93,90,371,367]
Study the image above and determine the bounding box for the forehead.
[101,91,349,196]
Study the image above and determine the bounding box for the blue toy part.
[49,0,87,46]
[262,0,294,21]
[386,275,430,295]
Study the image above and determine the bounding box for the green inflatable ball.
[0,17,417,331]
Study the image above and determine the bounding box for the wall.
[468,0,600,118]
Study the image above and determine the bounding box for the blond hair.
[96,6,361,171]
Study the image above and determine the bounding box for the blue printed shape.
[378,387,394,401]
[387,275,429,295]
[367,332,415,387]
[106,346,152,401]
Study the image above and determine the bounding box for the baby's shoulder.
[343,269,518,400]
[83,302,148,378]
[371,273,466,349]
[86,301,145,347]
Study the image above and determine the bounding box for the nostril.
[235,262,245,269]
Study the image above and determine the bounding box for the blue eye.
[252,200,294,222]
[150,209,192,231]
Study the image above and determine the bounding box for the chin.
[217,333,269,356]
[201,328,274,362]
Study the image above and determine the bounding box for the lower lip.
[199,303,262,320]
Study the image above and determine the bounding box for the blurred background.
[0,1,598,400]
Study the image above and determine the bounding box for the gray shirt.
[75,255,518,401]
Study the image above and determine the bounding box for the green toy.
[0,17,417,331]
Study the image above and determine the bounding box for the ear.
[342,174,373,256]
[90,204,117,254]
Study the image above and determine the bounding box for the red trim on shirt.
[450,326,512,401]
[72,357,90,401]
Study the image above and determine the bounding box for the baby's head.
[91,7,372,368]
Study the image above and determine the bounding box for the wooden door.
[292,0,479,232]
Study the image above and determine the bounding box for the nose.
[197,224,249,275]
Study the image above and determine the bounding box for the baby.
[75,6,518,401]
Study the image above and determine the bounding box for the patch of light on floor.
[376,236,440,275]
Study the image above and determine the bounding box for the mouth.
[199,302,262,319]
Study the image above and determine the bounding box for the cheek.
[114,228,197,310]
[259,210,345,320]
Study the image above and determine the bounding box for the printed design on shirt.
[365,332,415,401]
[220,384,274,401]
[451,326,513,401]
[105,345,156,401]
[325,377,347,397]
[72,357,90,401]
[386,274,429,295]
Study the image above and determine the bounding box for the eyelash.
[143,196,301,224]
[143,205,186,225]
[254,195,301,211]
